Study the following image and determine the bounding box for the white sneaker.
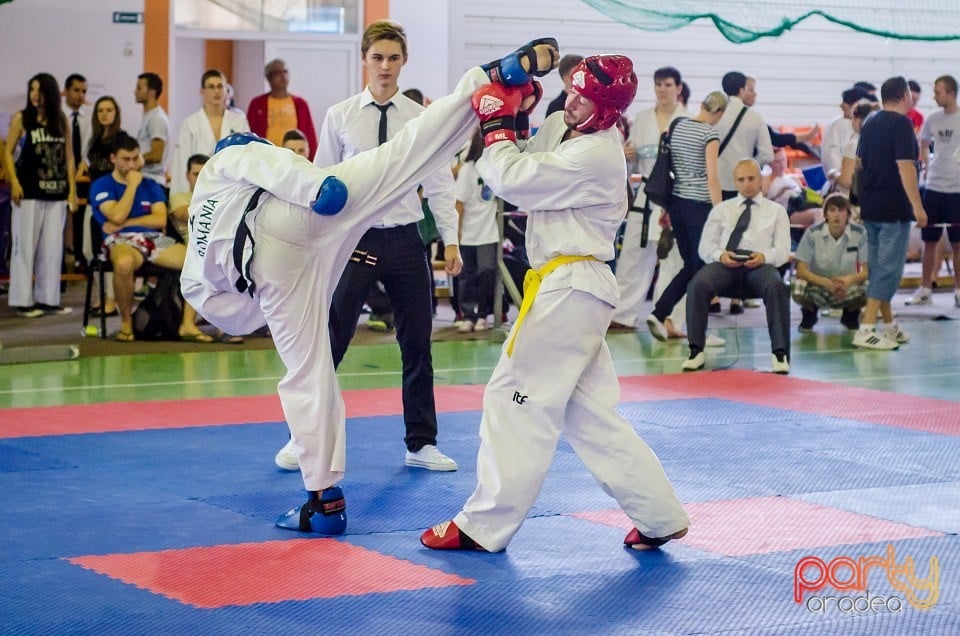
[771,352,790,374]
[646,314,668,342]
[705,334,726,347]
[473,317,488,332]
[852,328,899,351]
[884,322,910,344]
[457,320,474,333]
[905,287,932,305]
[275,438,300,471]
[16,307,44,318]
[681,350,705,371]
[405,445,458,471]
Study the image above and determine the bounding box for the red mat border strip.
[3,370,957,439]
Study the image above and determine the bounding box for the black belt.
[233,187,267,296]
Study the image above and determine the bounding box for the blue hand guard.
[491,53,530,86]
[312,176,348,216]
[481,38,559,87]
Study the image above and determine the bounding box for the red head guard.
[569,55,638,132]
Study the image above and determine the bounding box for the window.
[174,0,359,34]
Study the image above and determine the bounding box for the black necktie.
[375,103,391,145]
[726,198,753,251]
[71,111,82,167]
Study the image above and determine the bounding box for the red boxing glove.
[519,81,544,116]
[515,81,543,140]
[472,83,523,146]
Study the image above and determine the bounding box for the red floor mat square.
[574,496,942,557]
[68,538,474,608]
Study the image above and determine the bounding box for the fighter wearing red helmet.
[569,55,638,132]
[422,54,690,553]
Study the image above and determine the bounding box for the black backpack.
[133,272,184,341]
[644,117,686,209]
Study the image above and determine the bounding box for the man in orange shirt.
[246,59,318,159]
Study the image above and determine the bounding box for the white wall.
[232,39,266,111]
[447,0,960,129]
[390,0,450,101]
[0,0,146,138]
[169,36,206,148]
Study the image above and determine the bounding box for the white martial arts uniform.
[453,113,690,552]
[181,67,489,493]
[170,108,250,195]
[612,105,687,329]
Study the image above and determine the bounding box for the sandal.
[115,330,134,343]
[179,332,215,344]
[91,306,119,318]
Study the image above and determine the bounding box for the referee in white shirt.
[294,20,461,472]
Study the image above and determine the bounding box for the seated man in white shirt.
[682,159,792,373]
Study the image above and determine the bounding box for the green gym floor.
[3,289,958,408]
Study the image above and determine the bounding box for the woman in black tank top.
[1,73,78,315]
[3,73,77,207]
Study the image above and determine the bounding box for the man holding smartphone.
[681,159,792,373]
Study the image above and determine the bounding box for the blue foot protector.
[276,486,347,534]
[312,176,348,216]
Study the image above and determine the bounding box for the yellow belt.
[505,254,599,357]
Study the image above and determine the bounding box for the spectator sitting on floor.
[792,194,867,333]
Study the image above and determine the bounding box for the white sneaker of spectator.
[274,438,299,471]
[405,445,457,471]
[771,351,790,374]
[646,314,669,342]
[705,334,726,347]
[457,320,474,333]
[852,327,899,350]
[681,350,706,371]
[905,287,932,305]
[884,322,910,344]
[473,317,487,332]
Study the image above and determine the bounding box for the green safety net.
[580,0,960,43]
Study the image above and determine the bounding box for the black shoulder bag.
[643,117,686,210]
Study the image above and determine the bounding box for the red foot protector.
[421,520,488,551]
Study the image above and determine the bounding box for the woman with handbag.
[646,91,727,341]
